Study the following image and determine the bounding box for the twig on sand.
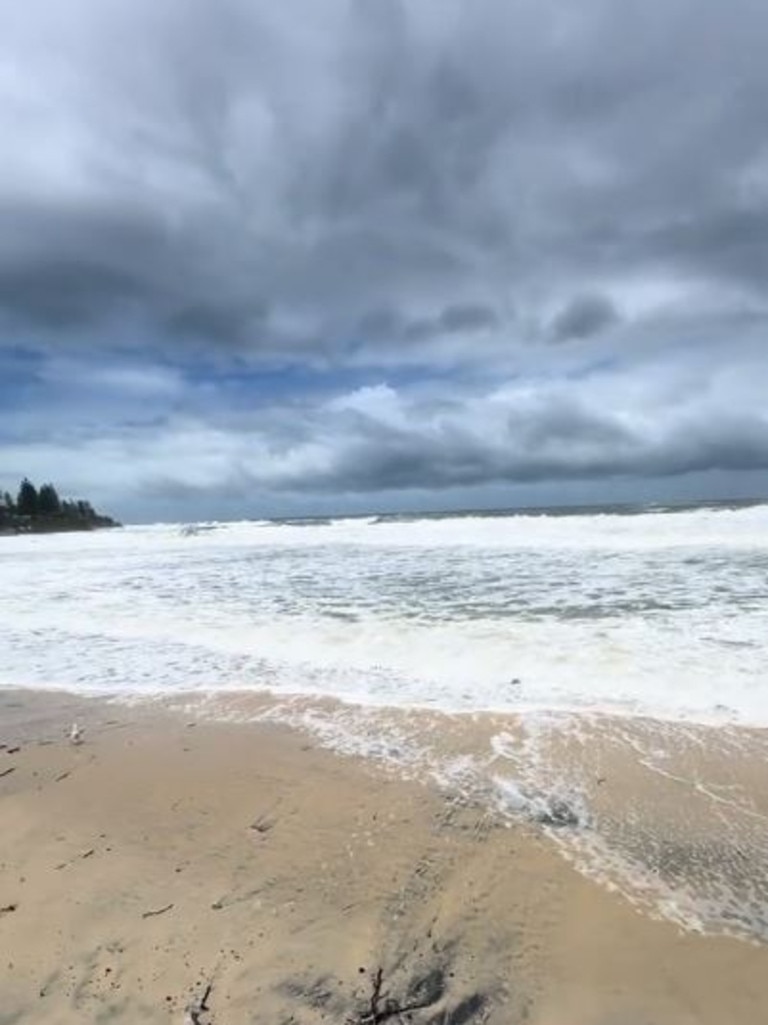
[250,818,273,834]
[55,848,95,870]
[350,967,434,1025]
[249,799,280,836]
[142,903,174,919]
[0,767,16,779]
[249,811,277,835]
[0,903,18,915]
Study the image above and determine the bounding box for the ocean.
[2,499,768,940]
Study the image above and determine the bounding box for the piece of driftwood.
[0,766,16,779]
[142,903,174,919]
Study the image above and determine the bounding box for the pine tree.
[16,478,39,516]
[38,483,61,515]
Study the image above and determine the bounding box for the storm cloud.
[1,0,767,516]
[549,294,619,342]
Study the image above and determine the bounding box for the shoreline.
[2,688,768,1023]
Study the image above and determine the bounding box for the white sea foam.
[1,503,767,724]
[177,691,768,943]
[486,712,768,942]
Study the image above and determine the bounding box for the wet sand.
[2,690,768,1024]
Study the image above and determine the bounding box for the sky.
[1,0,768,522]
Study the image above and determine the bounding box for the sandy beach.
[0,690,766,1025]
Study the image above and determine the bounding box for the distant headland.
[0,479,120,535]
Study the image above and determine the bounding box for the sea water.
[2,501,768,938]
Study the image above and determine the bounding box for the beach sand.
[2,690,768,1024]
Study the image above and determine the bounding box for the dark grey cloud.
[298,402,768,494]
[550,293,619,342]
[0,261,138,330]
[1,0,768,358]
[436,303,500,335]
[166,302,269,346]
[354,302,501,348]
[0,201,161,328]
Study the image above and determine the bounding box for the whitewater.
[3,501,768,942]
[1,502,767,723]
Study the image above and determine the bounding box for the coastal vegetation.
[0,478,119,534]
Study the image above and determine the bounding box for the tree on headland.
[1,479,119,534]
[16,478,39,516]
[38,483,61,515]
